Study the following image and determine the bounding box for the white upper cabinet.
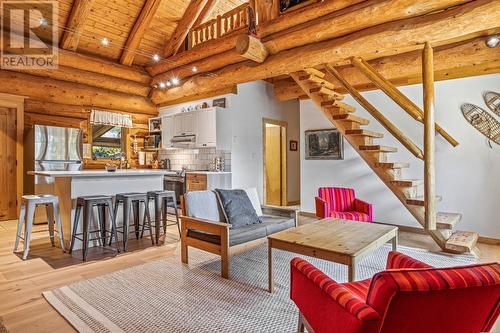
[161,107,231,149]
[161,116,174,148]
[196,108,216,147]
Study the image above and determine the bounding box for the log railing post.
[423,42,436,231]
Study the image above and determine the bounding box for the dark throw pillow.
[215,189,261,228]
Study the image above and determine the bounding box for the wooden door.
[265,124,282,205]
[0,107,17,220]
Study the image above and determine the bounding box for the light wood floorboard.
[0,217,498,332]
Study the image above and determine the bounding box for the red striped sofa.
[315,187,373,222]
[290,251,500,333]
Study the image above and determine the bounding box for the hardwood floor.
[0,217,499,333]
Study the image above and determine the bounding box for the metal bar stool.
[14,194,65,260]
[69,195,119,261]
[112,193,154,252]
[146,190,180,244]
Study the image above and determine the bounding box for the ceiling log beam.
[120,0,163,66]
[151,0,500,104]
[162,0,211,58]
[60,0,96,50]
[274,37,500,101]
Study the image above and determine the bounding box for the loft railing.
[188,2,252,49]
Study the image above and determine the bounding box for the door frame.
[262,118,287,206]
[0,93,26,219]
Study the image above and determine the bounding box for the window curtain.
[90,110,133,128]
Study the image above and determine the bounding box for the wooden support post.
[325,65,424,160]
[350,57,459,147]
[423,42,437,231]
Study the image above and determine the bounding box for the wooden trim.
[300,211,317,218]
[262,118,288,206]
[0,93,25,219]
[287,200,300,206]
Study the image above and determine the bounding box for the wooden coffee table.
[267,218,398,292]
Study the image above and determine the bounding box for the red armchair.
[290,252,500,333]
[315,187,373,222]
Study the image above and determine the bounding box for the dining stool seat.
[70,195,119,261]
[14,194,65,260]
[147,190,180,244]
[113,192,154,252]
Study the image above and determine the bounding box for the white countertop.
[186,171,232,175]
[28,169,177,178]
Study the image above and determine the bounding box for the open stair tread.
[391,179,424,187]
[310,86,344,100]
[299,74,336,90]
[359,145,397,152]
[375,162,410,169]
[332,114,369,125]
[406,195,442,206]
[322,101,356,112]
[346,129,384,138]
[445,230,478,253]
[301,68,325,78]
[437,212,462,230]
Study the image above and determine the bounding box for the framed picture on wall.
[305,128,344,160]
[290,140,298,151]
[212,98,226,108]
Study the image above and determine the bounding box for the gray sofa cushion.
[215,189,260,228]
[187,215,295,246]
[185,190,226,222]
[259,215,296,235]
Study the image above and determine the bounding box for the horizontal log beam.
[152,49,244,86]
[147,32,242,76]
[0,70,157,115]
[157,85,238,108]
[24,100,151,125]
[236,34,269,63]
[274,37,500,101]
[263,0,472,54]
[15,66,150,97]
[257,0,365,37]
[151,0,500,104]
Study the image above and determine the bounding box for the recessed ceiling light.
[101,37,109,46]
[39,17,48,26]
[486,35,499,48]
[159,82,166,88]
[192,66,198,73]
[152,54,160,62]
[171,77,179,85]
[166,81,172,87]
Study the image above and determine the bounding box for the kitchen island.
[28,170,175,249]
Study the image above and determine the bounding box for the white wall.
[160,80,301,204]
[300,74,500,238]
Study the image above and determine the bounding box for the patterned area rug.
[44,244,475,333]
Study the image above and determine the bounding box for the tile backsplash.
[157,148,231,171]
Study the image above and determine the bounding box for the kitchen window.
[91,125,124,159]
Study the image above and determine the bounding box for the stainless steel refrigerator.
[24,125,83,221]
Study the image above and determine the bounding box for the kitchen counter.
[28,169,177,177]
[185,171,232,175]
[30,169,170,250]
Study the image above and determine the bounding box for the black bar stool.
[113,193,154,252]
[147,190,180,244]
[69,195,119,261]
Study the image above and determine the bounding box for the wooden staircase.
[290,67,479,254]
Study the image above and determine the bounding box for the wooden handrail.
[350,57,459,147]
[189,3,250,49]
[422,43,437,231]
[325,64,424,160]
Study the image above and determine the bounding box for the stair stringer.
[290,72,449,250]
